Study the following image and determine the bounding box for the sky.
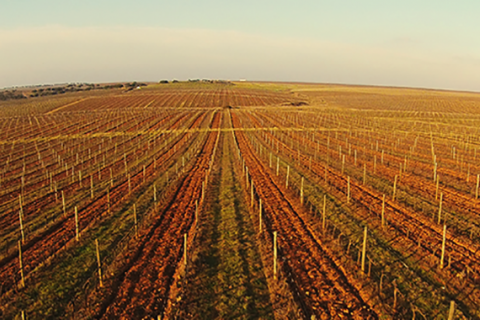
[1,1,480,91]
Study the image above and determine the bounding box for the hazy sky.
[1,1,480,91]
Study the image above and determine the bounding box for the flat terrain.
[1,81,480,319]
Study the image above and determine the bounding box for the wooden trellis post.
[361,226,367,272]
[184,233,187,267]
[392,175,398,201]
[286,165,290,188]
[19,209,25,243]
[300,177,304,204]
[259,199,262,233]
[19,240,25,288]
[110,168,113,187]
[133,204,138,237]
[90,175,94,199]
[363,163,366,185]
[273,231,277,280]
[96,239,103,287]
[62,191,66,217]
[107,189,111,213]
[381,194,386,228]
[322,194,326,230]
[448,301,455,320]
[19,194,23,218]
[347,176,351,203]
[440,224,446,269]
[476,174,479,200]
[75,206,79,241]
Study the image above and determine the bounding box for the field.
[1,81,480,319]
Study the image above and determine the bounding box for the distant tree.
[0,91,26,101]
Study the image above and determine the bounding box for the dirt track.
[171,115,275,319]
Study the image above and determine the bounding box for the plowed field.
[1,81,479,319]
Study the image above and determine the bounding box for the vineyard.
[1,81,480,319]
